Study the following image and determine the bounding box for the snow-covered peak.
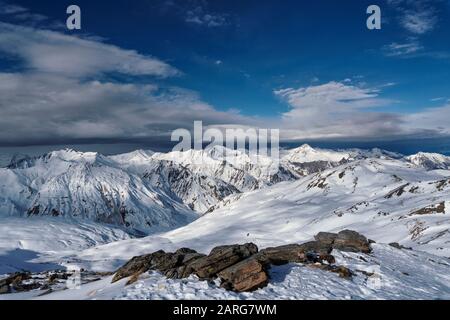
[109,149,154,165]
[406,152,450,170]
[45,149,102,163]
[283,144,350,163]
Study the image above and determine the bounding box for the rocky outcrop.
[258,241,334,265]
[190,243,258,279]
[332,230,372,253]
[314,230,372,254]
[218,256,269,292]
[111,230,373,293]
[112,248,205,284]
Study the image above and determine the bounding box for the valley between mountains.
[0,145,449,299]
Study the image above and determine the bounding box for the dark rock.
[389,242,402,249]
[332,230,372,253]
[309,264,353,279]
[258,244,305,265]
[259,241,333,265]
[314,230,372,254]
[191,243,258,279]
[218,256,269,292]
[0,272,31,294]
[113,249,206,284]
[314,232,338,245]
[0,281,10,294]
[175,248,198,255]
[298,241,333,256]
[164,252,206,279]
[112,253,155,283]
[389,242,412,250]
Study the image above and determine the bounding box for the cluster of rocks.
[0,270,111,295]
[112,230,373,292]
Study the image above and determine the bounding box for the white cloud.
[383,40,423,56]
[272,82,404,140]
[0,23,179,78]
[388,0,440,34]
[273,81,450,141]
[0,2,27,15]
[0,21,255,145]
[401,9,437,34]
[185,6,228,27]
[0,72,256,145]
[0,1,48,25]
[404,104,450,135]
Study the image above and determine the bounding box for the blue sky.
[0,0,450,151]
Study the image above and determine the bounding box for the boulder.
[0,272,31,294]
[309,264,353,279]
[333,230,372,253]
[314,232,338,245]
[163,252,206,279]
[259,241,333,265]
[191,243,258,279]
[112,252,156,283]
[112,249,206,284]
[0,278,10,294]
[389,242,412,250]
[218,256,269,292]
[314,230,372,254]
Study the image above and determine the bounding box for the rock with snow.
[191,243,259,279]
[218,256,269,292]
[332,230,372,253]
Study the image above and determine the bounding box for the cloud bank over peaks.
[0,22,180,78]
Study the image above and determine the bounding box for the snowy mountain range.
[0,144,449,299]
[1,145,449,234]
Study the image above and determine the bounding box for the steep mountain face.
[0,150,197,233]
[111,146,299,213]
[406,152,450,170]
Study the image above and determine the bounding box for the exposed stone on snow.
[190,243,259,279]
[218,256,269,292]
[111,231,370,293]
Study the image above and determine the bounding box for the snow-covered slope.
[9,244,447,301]
[283,144,351,163]
[68,157,450,275]
[0,216,131,274]
[0,149,197,233]
[1,146,450,300]
[406,152,450,170]
[170,158,450,256]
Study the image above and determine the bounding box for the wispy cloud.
[0,2,27,15]
[388,0,440,34]
[400,9,437,34]
[0,1,48,25]
[383,39,423,57]
[185,6,229,27]
[159,0,231,28]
